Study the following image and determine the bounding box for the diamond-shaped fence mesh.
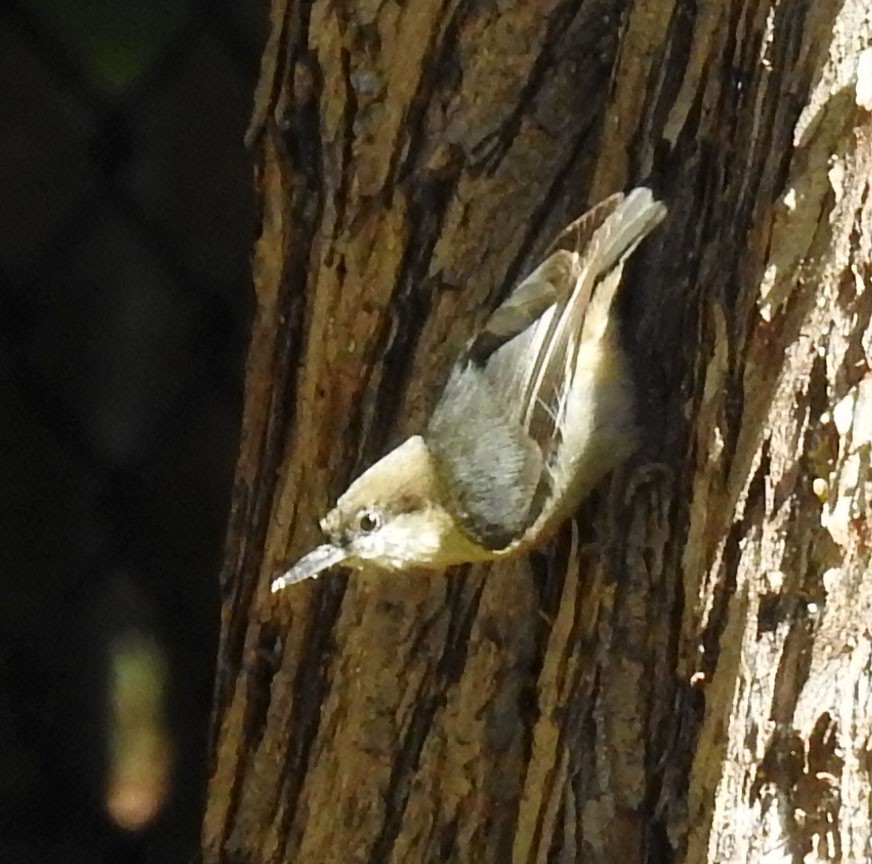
[0,2,260,861]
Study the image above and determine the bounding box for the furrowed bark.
[205,1,872,862]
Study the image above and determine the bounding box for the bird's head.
[271,436,492,591]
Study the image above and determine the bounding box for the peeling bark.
[205,1,872,862]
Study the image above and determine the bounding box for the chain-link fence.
[0,2,260,861]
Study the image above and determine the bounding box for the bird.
[272,186,666,592]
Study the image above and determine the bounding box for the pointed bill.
[271,544,349,592]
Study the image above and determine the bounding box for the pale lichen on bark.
[682,1,872,860]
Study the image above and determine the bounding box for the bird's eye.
[357,510,381,533]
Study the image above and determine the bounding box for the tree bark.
[204,1,872,862]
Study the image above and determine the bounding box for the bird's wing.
[426,362,544,549]
[467,193,624,365]
[427,188,666,548]
[480,190,663,457]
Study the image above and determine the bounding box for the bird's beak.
[271,544,350,592]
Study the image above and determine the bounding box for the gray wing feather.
[426,363,543,548]
[468,193,624,363]
[427,187,666,547]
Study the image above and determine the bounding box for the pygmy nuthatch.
[272,187,666,591]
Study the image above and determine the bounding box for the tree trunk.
[203,1,872,862]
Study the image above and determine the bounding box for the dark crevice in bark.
[242,622,284,756]
[469,0,589,177]
[435,814,460,861]
[505,541,577,857]
[635,518,685,862]
[275,574,348,835]
[328,7,357,249]
[647,0,699,149]
[245,0,292,147]
[392,0,469,191]
[521,593,602,862]
[837,247,872,390]
[217,0,327,717]
[334,7,469,471]
[358,167,464,468]
[212,478,250,741]
[366,574,486,864]
[350,5,470,464]
[533,543,569,624]
[215,130,314,746]
[218,204,320,854]
[645,522,688,843]
[545,796,567,864]
[768,601,817,724]
[660,679,706,823]
[698,544,735,683]
[488,117,599,313]
[218,621,285,857]
[550,666,602,862]
[217,0,329,841]
[732,4,809,284]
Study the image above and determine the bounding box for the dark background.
[0,1,260,861]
